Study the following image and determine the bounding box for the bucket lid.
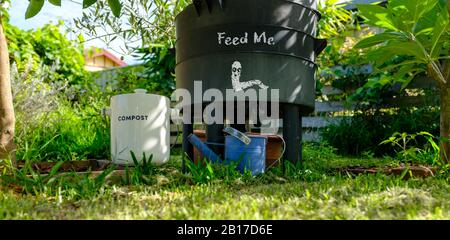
[111,89,170,103]
[134,89,148,94]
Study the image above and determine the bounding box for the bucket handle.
[223,127,252,145]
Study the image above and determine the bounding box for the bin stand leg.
[206,123,225,159]
[182,106,194,173]
[282,104,302,170]
[205,102,225,158]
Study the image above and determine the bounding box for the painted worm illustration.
[231,61,268,92]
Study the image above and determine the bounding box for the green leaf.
[378,75,394,85]
[354,32,407,49]
[375,41,426,63]
[419,131,434,137]
[130,151,139,166]
[107,0,122,17]
[82,0,97,9]
[25,0,45,19]
[412,0,444,34]
[389,0,438,31]
[378,59,422,73]
[393,64,413,79]
[48,0,61,6]
[49,161,64,177]
[356,4,398,31]
[394,65,424,89]
[94,165,116,185]
[366,47,398,66]
[430,7,450,59]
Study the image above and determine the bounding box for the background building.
[84,48,127,72]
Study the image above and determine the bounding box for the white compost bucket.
[110,89,170,165]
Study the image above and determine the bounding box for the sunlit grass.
[0,152,448,220]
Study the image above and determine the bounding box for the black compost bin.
[176,0,327,166]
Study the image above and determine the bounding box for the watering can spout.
[187,134,222,163]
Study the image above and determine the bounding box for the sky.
[8,0,138,65]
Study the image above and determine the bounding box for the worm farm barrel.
[175,0,326,165]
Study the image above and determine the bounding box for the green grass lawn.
[1,175,448,219]
[0,145,449,220]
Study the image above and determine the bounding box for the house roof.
[84,48,127,67]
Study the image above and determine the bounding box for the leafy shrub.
[11,61,109,162]
[138,44,176,97]
[380,132,435,163]
[5,22,111,162]
[380,132,450,171]
[320,107,440,156]
[16,100,110,162]
[6,22,88,85]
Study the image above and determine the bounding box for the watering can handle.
[266,135,287,169]
[223,127,251,145]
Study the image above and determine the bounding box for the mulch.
[334,164,437,179]
[14,160,439,180]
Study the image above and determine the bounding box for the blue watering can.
[187,127,268,175]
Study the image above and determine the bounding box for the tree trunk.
[435,0,450,163]
[440,88,450,163]
[443,0,450,162]
[0,18,15,163]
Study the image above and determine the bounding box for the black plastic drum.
[175,0,326,113]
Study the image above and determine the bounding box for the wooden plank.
[315,101,349,113]
[169,98,428,123]
[172,117,347,131]
[249,116,346,130]
[320,65,373,78]
[314,96,431,114]
[302,116,345,128]
[172,131,321,144]
[320,75,435,97]
[169,95,431,142]
[321,86,343,96]
[173,129,300,144]
[382,96,431,108]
